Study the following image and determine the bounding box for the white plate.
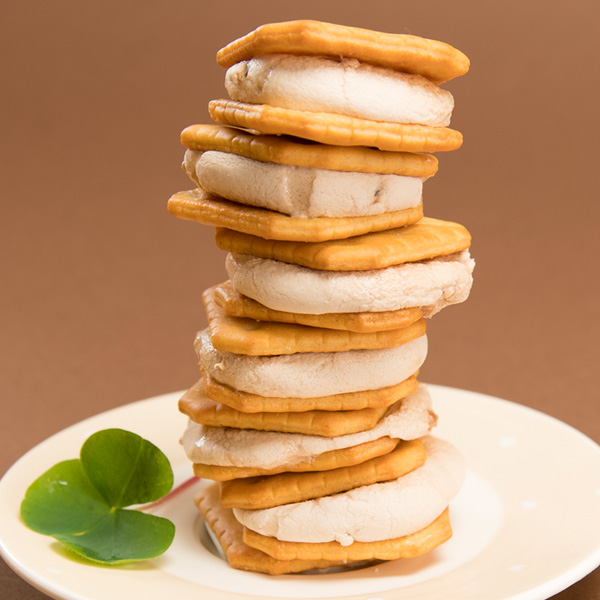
[1,384,599,600]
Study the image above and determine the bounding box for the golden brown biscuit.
[209,99,463,153]
[216,20,469,84]
[202,371,419,413]
[219,439,426,509]
[213,280,424,332]
[180,379,392,437]
[216,216,472,271]
[181,124,438,177]
[204,285,427,356]
[192,436,399,481]
[243,508,452,561]
[167,188,423,242]
[195,483,349,574]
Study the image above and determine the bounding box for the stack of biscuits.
[169,20,474,575]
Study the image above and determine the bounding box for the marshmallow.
[234,436,465,544]
[225,54,454,127]
[196,328,428,398]
[226,251,475,316]
[184,149,423,218]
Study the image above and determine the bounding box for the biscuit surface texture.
[204,285,427,356]
[180,124,439,176]
[219,438,427,509]
[167,188,423,242]
[209,99,463,153]
[216,20,470,84]
[218,216,472,271]
[179,379,393,437]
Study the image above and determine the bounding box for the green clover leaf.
[20,429,175,565]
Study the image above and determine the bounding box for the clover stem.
[141,476,200,512]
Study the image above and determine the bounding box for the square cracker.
[181,124,439,177]
[203,285,427,356]
[216,20,469,84]
[167,188,423,242]
[195,482,349,574]
[179,379,391,437]
[219,439,426,509]
[216,216,471,271]
[209,99,463,153]
[213,280,424,333]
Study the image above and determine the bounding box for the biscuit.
[195,483,348,574]
[192,436,399,481]
[212,280,424,332]
[216,20,469,85]
[180,379,392,437]
[243,508,452,561]
[167,188,423,242]
[217,216,472,271]
[209,99,463,153]
[202,371,419,413]
[219,439,426,509]
[204,286,427,356]
[181,124,438,177]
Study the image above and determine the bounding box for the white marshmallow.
[195,328,428,398]
[181,383,437,469]
[234,436,465,544]
[225,54,454,127]
[226,250,475,316]
[184,150,423,218]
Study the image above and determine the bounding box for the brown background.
[1,0,599,598]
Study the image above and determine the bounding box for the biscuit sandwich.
[168,19,472,575]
